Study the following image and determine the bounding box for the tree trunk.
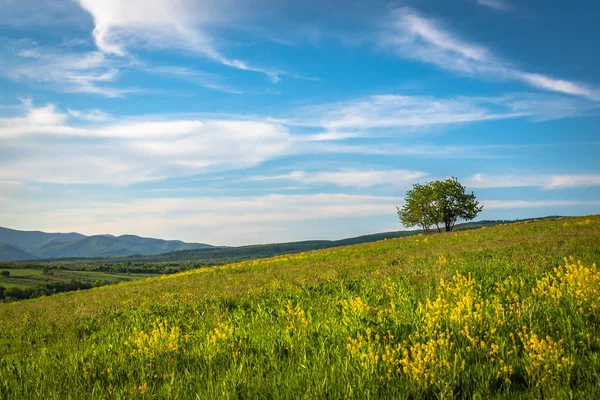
[450,218,457,231]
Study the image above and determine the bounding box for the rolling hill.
[0,219,551,262]
[1,215,598,398]
[0,243,37,261]
[107,219,514,263]
[0,226,85,253]
[0,227,213,261]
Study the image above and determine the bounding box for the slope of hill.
[0,243,37,261]
[0,227,213,260]
[1,215,599,398]
[0,219,540,262]
[113,219,513,263]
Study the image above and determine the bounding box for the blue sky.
[0,0,599,245]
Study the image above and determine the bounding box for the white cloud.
[0,96,595,186]
[382,8,600,100]
[67,108,112,122]
[0,100,294,185]
[251,169,428,188]
[546,175,600,189]
[492,93,600,121]
[292,93,596,138]
[77,0,214,56]
[2,39,247,96]
[466,173,600,189]
[144,65,243,94]
[303,142,500,158]
[482,200,600,209]
[466,173,545,189]
[3,43,136,97]
[0,100,82,138]
[0,99,68,131]
[300,94,525,132]
[517,73,598,100]
[476,0,514,12]
[76,0,282,81]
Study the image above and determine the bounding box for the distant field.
[0,267,154,287]
[0,215,599,399]
[0,267,155,299]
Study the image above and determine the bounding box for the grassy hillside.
[1,215,599,399]
[92,219,512,264]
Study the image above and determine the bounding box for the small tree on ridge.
[397,177,483,233]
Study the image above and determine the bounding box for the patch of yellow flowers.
[280,301,310,351]
[345,258,595,391]
[127,319,183,359]
[435,254,448,267]
[519,328,574,386]
[533,256,600,315]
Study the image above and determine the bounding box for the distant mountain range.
[0,227,214,261]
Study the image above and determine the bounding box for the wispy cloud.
[476,0,515,12]
[546,175,600,189]
[0,95,596,187]
[67,108,112,122]
[298,94,525,132]
[1,41,136,97]
[249,169,428,188]
[76,0,283,82]
[293,93,596,138]
[482,200,600,209]
[381,7,600,100]
[1,39,244,96]
[466,173,600,189]
[144,65,244,94]
[0,97,487,186]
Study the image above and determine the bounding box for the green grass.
[0,267,153,290]
[1,215,599,399]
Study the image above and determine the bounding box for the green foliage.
[397,182,440,234]
[398,177,483,233]
[431,177,483,232]
[0,215,598,398]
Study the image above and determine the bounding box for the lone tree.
[397,177,483,233]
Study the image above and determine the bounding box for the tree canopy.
[397,177,483,233]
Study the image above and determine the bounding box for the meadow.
[0,215,599,399]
